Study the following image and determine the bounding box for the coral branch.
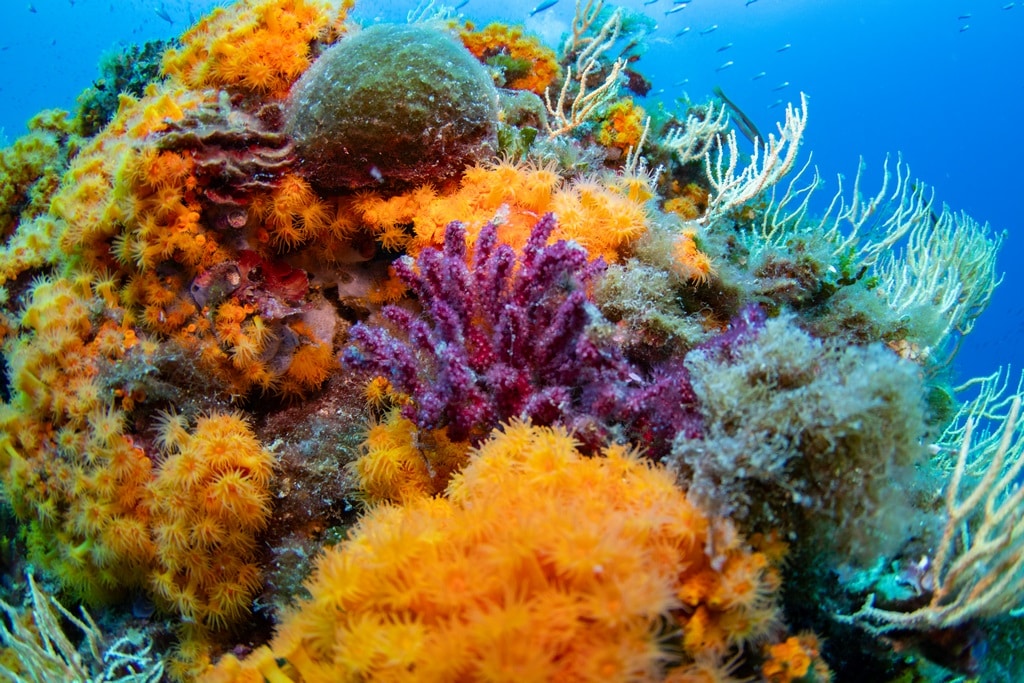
[545,58,625,139]
[0,573,164,682]
[874,203,1004,354]
[842,395,1024,633]
[545,2,625,139]
[703,93,808,226]
[662,100,730,167]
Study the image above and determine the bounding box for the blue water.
[0,0,1020,385]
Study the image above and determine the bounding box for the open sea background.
[0,0,1020,389]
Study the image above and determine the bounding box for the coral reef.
[597,97,649,156]
[349,157,668,264]
[353,407,469,504]
[146,412,274,631]
[162,0,352,99]
[152,96,295,213]
[76,40,172,138]
[0,0,1016,679]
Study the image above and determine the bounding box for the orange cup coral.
[163,0,354,100]
[460,22,561,96]
[597,97,649,155]
[352,159,655,264]
[204,421,781,682]
[147,411,275,630]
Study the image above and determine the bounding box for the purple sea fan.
[344,213,699,451]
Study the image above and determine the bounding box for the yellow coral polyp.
[146,412,275,630]
[597,97,649,155]
[354,409,469,504]
[129,93,187,139]
[163,0,354,100]
[459,22,560,96]
[762,634,831,683]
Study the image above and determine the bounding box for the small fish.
[746,0,758,5]
[700,24,718,34]
[643,0,658,5]
[772,81,790,91]
[960,24,971,32]
[752,71,767,80]
[957,14,971,19]
[1002,2,1015,9]
[154,3,174,24]
[717,42,733,52]
[132,593,155,619]
[714,86,763,144]
[768,99,783,109]
[716,60,734,71]
[529,0,559,15]
[27,3,37,12]
[665,4,687,14]
[671,0,691,4]
[453,0,470,8]
[675,26,691,37]
[776,43,792,52]
[674,78,689,86]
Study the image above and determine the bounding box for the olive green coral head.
[285,23,499,192]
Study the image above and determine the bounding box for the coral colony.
[0,0,1019,681]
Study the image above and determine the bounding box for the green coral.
[494,88,549,160]
[285,24,499,191]
[594,259,712,362]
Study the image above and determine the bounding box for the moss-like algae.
[286,24,499,191]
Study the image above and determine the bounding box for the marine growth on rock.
[286,23,500,191]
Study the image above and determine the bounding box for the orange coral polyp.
[143,412,274,630]
[353,162,653,263]
[206,577,252,624]
[211,422,781,680]
[164,0,353,99]
[282,342,335,392]
[459,23,560,96]
[69,498,115,537]
[189,515,228,549]
[762,636,814,682]
[597,98,648,154]
[204,470,271,526]
[671,230,716,284]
